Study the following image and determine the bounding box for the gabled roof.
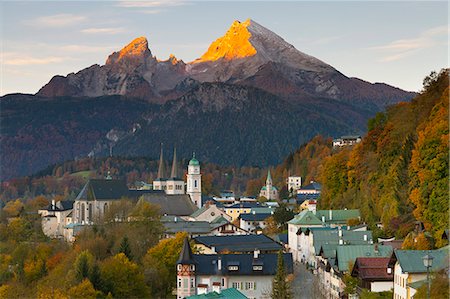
[299,182,322,191]
[313,230,373,255]
[192,253,293,276]
[336,245,393,272]
[315,209,360,224]
[395,249,449,273]
[76,179,130,201]
[43,200,74,211]
[250,207,275,214]
[226,202,263,209]
[296,193,321,201]
[193,234,283,253]
[140,193,197,216]
[288,210,323,226]
[163,220,213,234]
[240,213,272,222]
[186,288,248,299]
[351,257,393,281]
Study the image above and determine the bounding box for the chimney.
[252,211,256,215]
[363,234,368,241]
[174,217,177,222]
[51,199,55,210]
[374,243,379,253]
[387,267,392,274]
[211,246,216,253]
[218,257,222,270]
[338,228,343,237]
[253,250,260,259]
[329,210,332,221]
[339,239,343,245]
[321,216,325,223]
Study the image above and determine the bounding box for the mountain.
[37,19,415,109]
[2,19,418,180]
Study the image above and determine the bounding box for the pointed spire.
[157,143,165,179]
[177,237,194,264]
[170,147,178,178]
[267,169,272,184]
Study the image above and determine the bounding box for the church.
[259,170,278,200]
[153,147,202,208]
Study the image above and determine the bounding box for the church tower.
[266,169,273,200]
[166,147,185,195]
[187,153,202,208]
[153,144,167,191]
[176,238,196,298]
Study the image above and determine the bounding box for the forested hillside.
[316,69,448,242]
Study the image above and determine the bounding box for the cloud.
[116,0,186,8]
[3,55,65,66]
[369,24,448,62]
[59,44,117,53]
[26,14,87,27]
[81,27,126,34]
[141,9,163,14]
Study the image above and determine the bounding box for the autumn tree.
[100,253,149,298]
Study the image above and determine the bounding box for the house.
[39,200,74,238]
[351,257,395,293]
[176,238,293,299]
[188,202,231,223]
[332,135,362,147]
[239,212,273,233]
[162,216,247,238]
[297,181,321,195]
[314,209,361,227]
[224,202,264,222]
[259,170,278,201]
[393,248,449,299]
[186,288,248,299]
[193,234,283,254]
[336,244,393,273]
[140,194,198,216]
[287,176,302,194]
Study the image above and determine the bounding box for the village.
[37,141,448,299]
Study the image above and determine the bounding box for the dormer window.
[177,264,182,271]
[190,265,195,271]
[228,266,239,271]
[253,265,263,271]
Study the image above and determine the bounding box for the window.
[232,282,240,290]
[177,264,182,271]
[190,265,195,271]
[228,266,238,271]
[190,278,195,288]
[253,265,263,271]
[178,278,181,288]
[245,281,255,290]
[194,180,198,188]
[221,278,225,287]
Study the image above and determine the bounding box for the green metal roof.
[408,279,427,290]
[190,205,208,218]
[288,210,324,226]
[395,249,449,273]
[261,186,277,191]
[313,230,374,255]
[315,209,361,224]
[186,288,248,299]
[336,245,393,272]
[189,153,200,166]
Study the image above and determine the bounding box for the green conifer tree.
[119,236,133,261]
[271,250,292,299]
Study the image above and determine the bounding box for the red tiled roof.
[352,257,393,280]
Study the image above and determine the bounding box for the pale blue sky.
[1,1,448,95]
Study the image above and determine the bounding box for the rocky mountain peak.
[106,36,152,65]
[196,19,257,62]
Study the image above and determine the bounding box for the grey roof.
[178,237,194,264]
[163,220,214,234]
[240,213,272,222]
[193,234,283,253]
[140,193,197,216]
[226,202,264,209]
[300,182,322,191]
[43,200,74,211]
[76,179,130,201]
[179,253,293,276]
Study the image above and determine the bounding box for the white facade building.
[187,153,202,208]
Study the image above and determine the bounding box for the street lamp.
[422,252,434,299]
